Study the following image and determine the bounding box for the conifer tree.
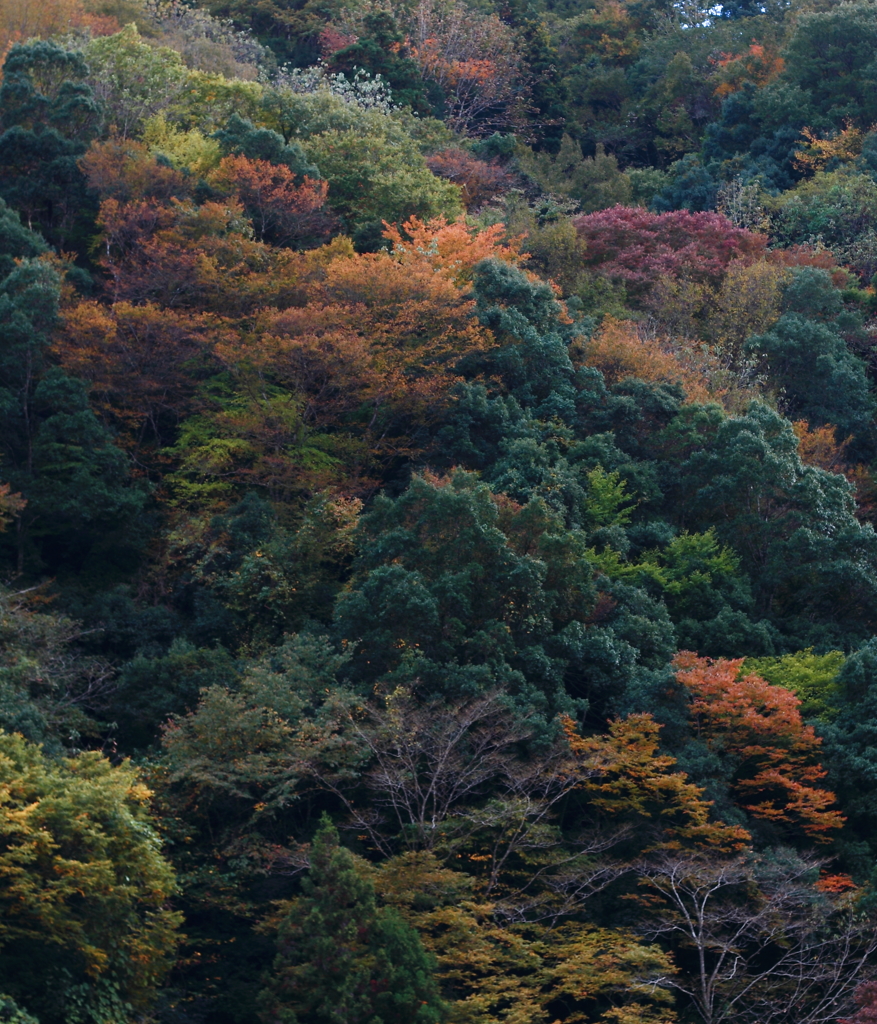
[260,816,446,1024]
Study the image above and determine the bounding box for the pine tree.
[260,816,445,1024]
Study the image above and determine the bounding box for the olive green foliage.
[0,732,180,1024]
[517,135,632,212]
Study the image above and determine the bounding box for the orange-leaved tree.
[383,214,525,286]
[673,652,844,840]
[576,316,710,402]
[208,154,334,247]
[55,299,227,467]
[210,222,516,488]
[80,136,193,204]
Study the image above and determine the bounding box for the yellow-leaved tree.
[0,731,181,1024]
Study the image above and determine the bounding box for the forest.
[5,0,877,1020]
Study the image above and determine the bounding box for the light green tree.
[84,25,189,137]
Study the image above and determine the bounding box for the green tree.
[822,639,877,860]
[669,402,877,644]
[781,2,877,126]
[0,197,46,284]
[84,24,189,137]
[0,257,61,500]
[303,126,461,242]
[334,469,596,728]
[0,994,38,1024]
[746,310,875,440]
[0,584,114,751]
[745,649,845,722]
[260,816,446,1024]
[517,135,633,213]
[0,41,99,247]
[213,112,318,179]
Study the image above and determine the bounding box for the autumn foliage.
[673,652,844,840]
[713,43,785,99]
[7,11,877,1021]
[563,713,750,851]
[425,148,515,210]
[577,316,710,401]
[209,154,333,246]
[383,214,524,284]
[574,206,768,298]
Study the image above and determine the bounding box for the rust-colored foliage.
[792,419,852,474]
[577,316,710,401]
[81,137,192,204]
[209,154,334,246]
[0,482,26,531]
[814,872,857,893]
[407,0,525,134]
[56,299,225,462]
[84,143,329,311]
[791,421,877,522]
[220,242,498,482]
[767,244,850,288]
[673,652,844,840]
[840,982,877,1024]
[0,0,118,59]
[94,195,307,312]
[425,149,514,210]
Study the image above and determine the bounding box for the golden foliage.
[794,120,873,173]
[374,851,678,1024]
[792,420,852,475]
[0,483,26,531]
[0,0,104,62]
[577,317,710,402]
[563,713,750,852]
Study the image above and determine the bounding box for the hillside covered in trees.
[6,0,877,1021]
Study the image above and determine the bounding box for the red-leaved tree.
[840,982,877,1024]
[573,205,767,300]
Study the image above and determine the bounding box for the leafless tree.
[305,689,631,918]
[636,848,877,1024]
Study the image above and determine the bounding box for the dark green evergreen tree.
[0,41,101,248]
[260,816,445,1024]
[0,197,46,278]
[213,113,319,178]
